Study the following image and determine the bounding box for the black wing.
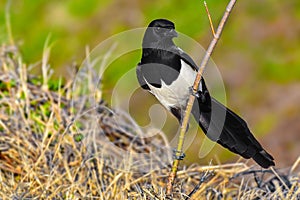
[137,51,182,88]
[136,63,151,90]
[177,48,198,71]
[192,79,275,168]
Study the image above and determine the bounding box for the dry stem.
[166,0,237,195]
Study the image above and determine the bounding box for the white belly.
[145,60,200,110]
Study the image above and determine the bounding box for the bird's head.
[142,19,178,49]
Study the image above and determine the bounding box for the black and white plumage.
[136,19,275,168]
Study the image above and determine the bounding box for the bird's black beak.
[166,29,178,38]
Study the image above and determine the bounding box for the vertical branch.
[166,0,237,195]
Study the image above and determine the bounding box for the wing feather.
[192,79,275,168]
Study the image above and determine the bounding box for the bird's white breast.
[145,60,201,110]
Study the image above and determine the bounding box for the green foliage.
[73,133,84,142]
[48,79,63,91]
[258,48,300,82]
[0,79,16,91]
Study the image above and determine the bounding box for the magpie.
[136,19,275,168]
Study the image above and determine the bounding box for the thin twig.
[186,170,214,200]
[270,167,290,190]
[166,0,237,195]
[42,35,53,91]
[290,156,300,174]
[204,1,216,36]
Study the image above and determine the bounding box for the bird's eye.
[155,27,161,32]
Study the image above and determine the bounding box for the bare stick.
[166,0,237,195]
[204,1,216,36]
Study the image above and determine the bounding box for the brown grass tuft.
[0,44,299,199]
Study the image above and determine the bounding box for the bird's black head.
[142,19,178,49]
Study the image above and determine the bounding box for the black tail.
[192,93,275,168]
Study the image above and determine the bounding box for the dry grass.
[0,44,299,199]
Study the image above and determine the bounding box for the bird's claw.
[173,149,186,160]
[189,86,200,98]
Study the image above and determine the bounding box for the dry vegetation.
[0,44,299,199]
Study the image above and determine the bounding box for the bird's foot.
[189,86,207,103]
[172,149,185,160]
[189,86,200,98]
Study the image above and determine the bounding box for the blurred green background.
[1,0,300,167]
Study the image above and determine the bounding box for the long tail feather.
[192,95,275,168]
